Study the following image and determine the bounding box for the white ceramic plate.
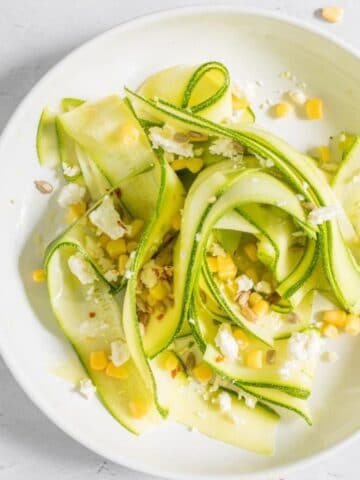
[1,6,360,479]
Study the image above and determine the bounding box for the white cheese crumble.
[104,269,119,282]
[79,378,96,399]
[209,138,243,161]
[259,158,274,168]
[62,162,80,177]
[255,280,272,295]
[188,318,195,325]
[236,274,254,292]
[140,260,159,289]
[287,89,306,105]
[89,196,126,240]
[149,126,194,157]
[279,359,298,380]
[218,391,232,413]
[322,351,339,363]
[215,324,238,361]
[308,205,339,225]
[57,183,85,208]
[124,269,134,279]
[288,332,322,361]
[68,253,97,285]
[110,340,130,367]
[240,392,257,409]
[208,242,226,257]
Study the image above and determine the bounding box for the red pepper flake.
[89,311,96,318]
[215,355,224,363]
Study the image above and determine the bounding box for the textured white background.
[0,1,358,479]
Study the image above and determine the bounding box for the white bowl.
[1,6,360,479]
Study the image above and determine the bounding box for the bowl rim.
[0,5,359,479]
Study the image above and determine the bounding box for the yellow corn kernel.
[127,219,144,239]
[251,299,269,317]
[192,362,213,384]
[127,241,138,253]
[89,351,108,371]
[232,328,249,350]
[232,95,249,110]
[119,124,140,146]
[99,234,110,248]
[64,200,87,224]
[129,399,149,418]
[322,309,347,328]
[171,212,181,231]
[317,145,331,163]
[305,98,323,120]
[186,158,204,174]
[106,238,127,258]
[118,254,129,276]
[321,323,339,339]
[149,280,170,301]
[321,6,343,23]
[171,158,188,171]
[245,267,259,284]
[106,361,129,379]
[345,314,360,336]
[217,255,237,281]
[249,292,262,307]
[32,268,45,283]
[245,350,264,369]
[162,351,179,372]
[207,256,219,273]
[244,243,258,262]
[273,102,291,118]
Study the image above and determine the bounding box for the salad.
[34,62,360,455]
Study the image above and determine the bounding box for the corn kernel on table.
[0,0,358,479]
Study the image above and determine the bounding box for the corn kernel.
[345,314,360,336]
[106,361,129,379]
[232,95,249,110]
[64,200,87,224]
[305,98,323,120]
[244,243,258,262]
[32,268,45,283]
[127,241,138,253]
[162,352,179,372]
[192,362,213,384]
[119,124,140,146]
[99,234,110,248]
[171,212,181,231]
[207,256,219,273]
[106,238,127,258]
[118,254,129,275]
[249,292,262,307]
[129,399,149,418]
[186,158,204,174]
[321,323,339,339]
[321,6,343,23]
[127,219,144,239]
[317,145,331,163]
[322,309,347,328]
[245,267,259,284]
[252,299,269,317]
[149,280,170,301]
[232,328,249,349]
[245,350,263,369]
[217,255,237,281]
[89,351,108,371]
[273,102,291,118]
[171,158,188,171]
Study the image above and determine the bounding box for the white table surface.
[0,0,359,478]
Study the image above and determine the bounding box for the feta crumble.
[215,324,238,361]
[259,157,274,168]
[110,340,130,366]
[287,89,306,105]
[140,260,159,289]
[255,280,272,295]
[241,392,257,409]
[218,391,232,413]
[149,126,194,157]
[62,162,80,177]
[124,269,134,279]
[89,196,126,240]
[209,138,243,161]
[279,359,298,380]
[68,253,97,285]
[236,274,254,292]
[288,332,322,361]
[104,269,119,282]
[57,183,85,208]
[308,205,339,225]
[79,378,96,399]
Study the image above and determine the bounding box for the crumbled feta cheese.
[140,260,159,289]
[62,162,80,177]
[149,126,193,157]
[110,340,129,366]
[308,206,339,225]
[352,175,360,184]
[255,280,272,295]
[241,393,257,409]
[287,89,306,105]
[259,157,274,168]
[124,270,133,279]
[279,360,298,380]
[79,378,96,399]
[57,183,85,208]
[218,391,232,413]
[322,351,339,363]
[188,318,195,325]
[209,138,243,161]
[89,196,126,240]
[104,269,119,282]
[215,324,238,361]
[209,242,226,257]
[236,274,254,292]
[289,332,322,361]
[68,253,97,285]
